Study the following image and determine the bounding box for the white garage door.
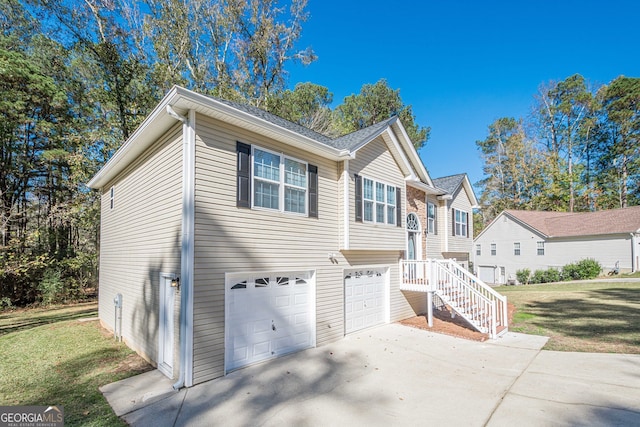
[478,266,495,284]
[225,271,315,372]
[344,268,387,334]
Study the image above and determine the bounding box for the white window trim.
[490,243,496,256]
[361,175,397,226]
[251,145,309,216]
[454,208,468,237]
[514,242,521,256]
[427,201,436,234]
[476,244,481,256]
[537,241,545,256]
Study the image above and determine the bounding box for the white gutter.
[172,107,195,390]
[343,160,350,250]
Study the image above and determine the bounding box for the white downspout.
[632,233,638,273]
[343,160,350,250]
[167,106,195,390]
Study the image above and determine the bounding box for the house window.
[236,142,318,217]
[253,147,307,214]
[109,186,114,210]
[361,177,396,225]
[491,243,496,256]
[427,202,436,234]
[454,209,468,237]
[537,241,545,256]
[514,242,521,256]
[284,158,307,214]
[476,244,481,256]
[253,148,281,210]
[386,186,396,225]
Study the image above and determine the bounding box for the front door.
[158,274,175,378]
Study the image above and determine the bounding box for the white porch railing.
[400,259,508,339]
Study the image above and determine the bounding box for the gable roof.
[503,206,640,238]
[432,173,479,208]
[88,86,433,189]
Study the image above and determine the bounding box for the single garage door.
[225,271,315,372]
[344,268,387,334]
[478,266,495,284]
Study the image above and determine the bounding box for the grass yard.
[496,281,640,353]
[0,302,151,426]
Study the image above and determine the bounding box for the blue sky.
[287,0,640,190]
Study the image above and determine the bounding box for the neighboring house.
[88,86,447,388]
[473,207,640,284]
[406,173,478,270]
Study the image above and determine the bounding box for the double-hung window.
[253,148,281,210]
[537,241,545,256]
[476,244,481,256]
[359,176,397,226]
[236,142,318,217]
[491,243,496,256]
[514,242,521,256]
[427,202,436,233]
[454,209,468,237]
[284,158,307,214]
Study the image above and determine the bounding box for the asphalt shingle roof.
[212,96,399,151]
[505,206,640,237]
[432,174,466,195]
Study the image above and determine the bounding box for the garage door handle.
[272,322,276,331]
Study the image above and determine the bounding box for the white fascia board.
[406,178,443,195]
[383,127,416,181]
[88,85,348,189]
[461,175,480,208]
[391,120,433,186]
[87,87,183,189]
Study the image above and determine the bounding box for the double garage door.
[225,271,315,372]
[225,267,388,372]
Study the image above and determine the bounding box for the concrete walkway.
[100,324,640,426]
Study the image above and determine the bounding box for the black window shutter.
[236,141,251,208]
[466,212,469,238]
[308,164,318,218]
[354,174,362,222]
[452,208,456,236]
[396,186,402,227]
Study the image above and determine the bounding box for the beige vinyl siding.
[426,195,444,259]
[348,136,406,250]
[98,126,183,374]
[192,114,345,384]
[448,187,474,254]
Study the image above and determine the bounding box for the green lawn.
[0,303,151,426]
[496,281,640,353]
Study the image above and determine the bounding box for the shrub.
[561,262,581,281]
[516,269,531,285]
[531,269,546,284]
[576,258,601,279]
[530,268,561,284]
[542,268,561,283]
[38,268,65,305]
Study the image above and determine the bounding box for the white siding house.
[474,208,640,284]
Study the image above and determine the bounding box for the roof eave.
[88,86,347,190]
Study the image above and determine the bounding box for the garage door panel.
[226,271,314,372]
[345,268,386,334]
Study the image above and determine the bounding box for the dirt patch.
[399,303,516,342]
[112,353,153,375]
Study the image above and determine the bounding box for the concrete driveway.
[101,324,640,426]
